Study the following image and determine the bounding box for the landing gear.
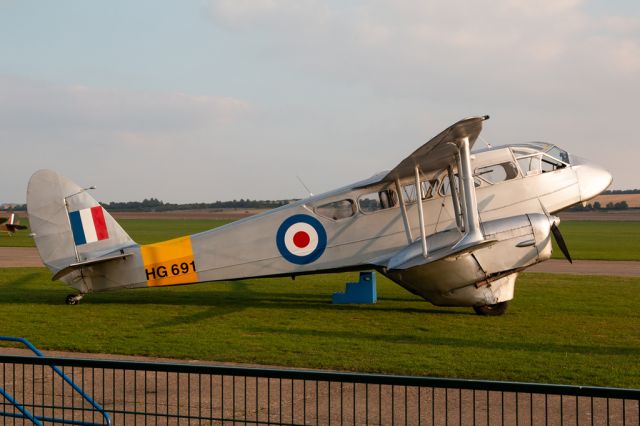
[65,294,84,305]
[473,301,509,316]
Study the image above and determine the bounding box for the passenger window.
[402,180,437,203]
[315,199,355,220]
[359,189,397,213]
[421,180,437,199]
[474,162,519,184]
[402,183,418,203]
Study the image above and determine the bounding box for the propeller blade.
[551,223,572,264]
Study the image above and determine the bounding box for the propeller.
[551,222,572,264]
[538,201,573,264]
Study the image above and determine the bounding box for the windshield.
[510,143,570,176]
[546,146,570,164]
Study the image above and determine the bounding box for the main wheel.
[473,301,508,316]
[65,294,80,305]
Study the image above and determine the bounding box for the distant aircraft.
[0,212,27,235]
[27,116,611,314]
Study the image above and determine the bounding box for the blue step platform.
[332,271,377,304]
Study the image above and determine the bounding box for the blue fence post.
[332,271,377,304]
[0,336,111,426]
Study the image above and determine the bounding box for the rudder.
[27,170,137,290]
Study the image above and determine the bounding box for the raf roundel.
[276,214,327,265]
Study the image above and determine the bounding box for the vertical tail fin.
[27,170,136,280]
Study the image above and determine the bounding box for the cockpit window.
[358,189,398,213]
[541,155,566,172]
[315,199,355,220]
[546,146,570,164]
[517,155,541,176]
[512,144,569,176]
[474,162,519,184]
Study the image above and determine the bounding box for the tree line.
[4,189,639,212]
[604,189,640,194]
[568,201,629,211]
[101,198,292,211]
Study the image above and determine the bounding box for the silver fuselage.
[29,141,612,307]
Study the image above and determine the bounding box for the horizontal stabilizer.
[52,252,133,281]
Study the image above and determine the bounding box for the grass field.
[2,218,640,261]
[0,217,33,247]
[0,268,638,388]
[0,219,233,247]
[551,220,640,261]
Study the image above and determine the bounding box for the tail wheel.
[473,301,509,316]
[65,294,83,305]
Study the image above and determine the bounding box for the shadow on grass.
[6,272,43,289]
[247,326,639,356]
[1,274,468,316]
[88,285,467,316]
[0,272,68,304]
[149,281,254,327]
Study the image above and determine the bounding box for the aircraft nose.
[575,162,612,202]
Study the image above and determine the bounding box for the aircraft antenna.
[478,135,492,148]
[296,175,314,197]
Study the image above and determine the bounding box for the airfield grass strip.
[0,268,638,388]
[0,219,232,247]
[2,218,639,261]
[550,220,640,261]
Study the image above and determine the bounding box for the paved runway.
[0,247,43,267]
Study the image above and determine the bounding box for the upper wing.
[382,115,489,182]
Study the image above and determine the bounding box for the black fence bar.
[1,354,638,425]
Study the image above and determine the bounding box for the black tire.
[473,301,508,316]
[65,294,79,305]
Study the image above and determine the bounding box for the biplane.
[0,212,28,235]
[26,116,611,315]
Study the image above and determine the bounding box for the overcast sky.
[1,0,638,204]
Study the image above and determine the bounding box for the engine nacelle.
[382,213,554,306]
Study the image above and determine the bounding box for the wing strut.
[448,164,463,230]
[415,165,428,258]
[394,178,413,244]
[456,153,467,231]
[452,136,483,250]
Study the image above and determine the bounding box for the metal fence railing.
[0,336,110,426]
[0,353,638,425]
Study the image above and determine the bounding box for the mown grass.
[117,219,232,245]
[0,268,638,388]
[0,218,231,247]
[2,217,640,261]
[0,217,33,247]
[551,220,640,261]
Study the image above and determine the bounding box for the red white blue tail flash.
[276,214,327,265]
[69,206,109,246]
